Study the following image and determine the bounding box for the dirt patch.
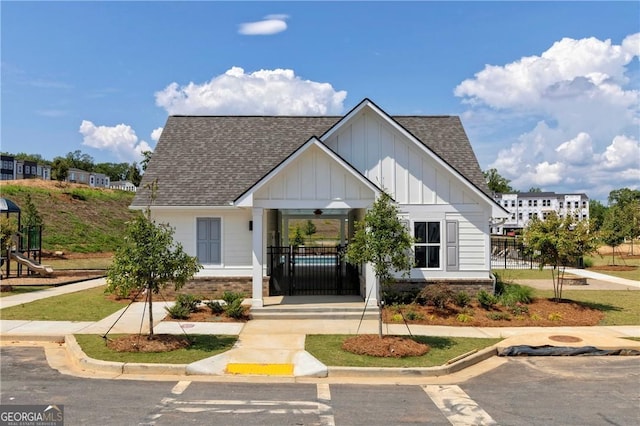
[384,297,604,327]
[106,334,191,352]
[163,307,250,323]
[342,334,430,358]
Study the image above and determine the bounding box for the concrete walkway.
[1,274,639,380]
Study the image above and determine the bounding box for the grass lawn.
[584,255,640,281]
[74,334,237,364]
[531,289,640,325]
[0,286,124,321]
[493,269,552,281]
[0,286,51,298]
[45,257,113,270]
[305,335,501,368]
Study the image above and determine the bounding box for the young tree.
[303,219,317,245]
[344,191,414,337]
[523,212,597,302]
[22,193,44,229]
[106,183,201,338]
[140,150,153,172]
[291,227,305,247]
[600,204,630,265]
[588,200,608,232]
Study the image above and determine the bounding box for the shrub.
[453,291,471,308]
[477,290,498,310]
[486,312,511,321]
[206,300,225,314]
[165,303,191,319]
[222,291,245,306]
[530,313,542,321]
[405,310,424,321]
[391,313,404,322]
[224,298,246,319]
[582,257,594,268]
[548,312,563,321]
[419,284,453,309]
[383,289,419,305]
[456,313,473,323]
[500,284,534,306]
[175,294,201,313]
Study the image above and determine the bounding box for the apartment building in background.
[491,191,589,235]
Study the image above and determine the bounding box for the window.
[582,201,587,208]
[574,201,579,208]
[511,200,515,207]
[414,221,440,268]
[518,212,523,220]
[197,218,221,264]
[518,200,522,207]
[533,200,538,207]
[559,201,564,209]
[528,200,532,207]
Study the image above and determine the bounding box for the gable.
[323,106,486,206]
[237,140,377,208]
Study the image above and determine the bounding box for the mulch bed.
[383,298,604,327]
[163,307,251,323]
[106,334,191,352]
[342,334,430,358]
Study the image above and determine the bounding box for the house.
[1,155,52,181]
[491,192,589,235]
[67,168,110,188]
[110,180,137,192]
[133,99,508,307]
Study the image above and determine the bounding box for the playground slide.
[10,252,54,277]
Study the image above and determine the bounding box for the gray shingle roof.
[133,111,490,207]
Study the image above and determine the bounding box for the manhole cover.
[549,335,582,343]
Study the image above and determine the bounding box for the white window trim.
[412,219,443,270]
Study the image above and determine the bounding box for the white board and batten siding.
[253,144,375,208]
[324,110,492,276]
[323,110,479,206]
[151,208,253,277]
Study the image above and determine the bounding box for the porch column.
[251,207,264,308]
[365,262,379,307]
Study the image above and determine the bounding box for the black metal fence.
[491,238,536,269]
[267,245,359,296]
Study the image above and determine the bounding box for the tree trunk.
[148,283,154,338]
[377,278,383,339]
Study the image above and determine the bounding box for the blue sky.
[1,1,638,202]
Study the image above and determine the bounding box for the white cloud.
[155,67,347,115]
[601,135,640,170]
[79,120,152,162]
[238,14,289,36]
[151,127,163,142]
[457,33,640,201]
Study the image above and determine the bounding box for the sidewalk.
[1,274,639,380]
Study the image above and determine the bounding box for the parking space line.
[316,383,335,426]
[422,385,497,426]
[171,380,191,395]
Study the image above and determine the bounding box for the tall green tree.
[588,200,607,231]
[51,157,69,184]
[608,188,640,208]
[127,162,142,186]
[106,183,201,338]
[140,150,153,172]
[483,168,514,193]
[523,212,598,302]
[345,191,414,337]
[528,187,543,193]
[66,150,95,172]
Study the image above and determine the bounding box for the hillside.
[0,180,137,253]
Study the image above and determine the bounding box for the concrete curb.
[0,334,65,344]
[327,346,497,378]
[65,334,188,376]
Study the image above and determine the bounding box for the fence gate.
[267,246,359,296]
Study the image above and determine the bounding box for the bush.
[206,300,225,314]
[405,310,424,321]
[419,284,453,309]
[453,291,471,308]
[582,257,594,268]
[457,313,473,323]
[224,298,246,319]
[222,291,245,306]
[165,303,191,319]
[175,294,201,313]
[499,284,533,306]
[486,312,511,321]
[477,290,498,310]
[508,302,529,316]
[383,289,419,305]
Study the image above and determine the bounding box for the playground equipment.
[1,197,54,278]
